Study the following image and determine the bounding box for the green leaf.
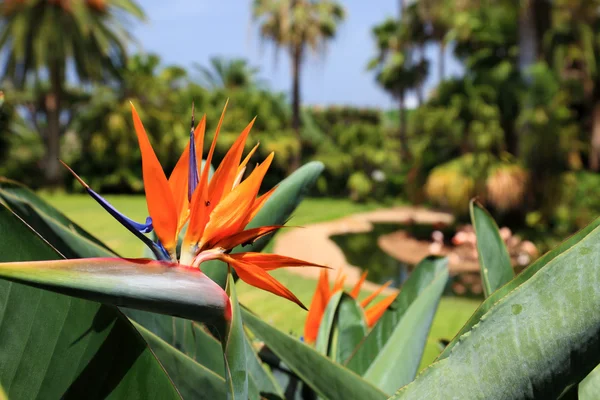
[346,257,448,376]
[201,161,324,288]
[580,364,600,399]
[315,291,344,355]
[361,259,448,395]
[331,294,368,364]
[243,333,285,399]
[315,292,367,363]
[4,183,278,395]
[122,309,226,377]
[242,307,388,400]
[470,200,513,297]
[133,321,227,399]
[0,177,111,251]
[0,190,116,258]
[391,223,600,399]
[222,274,254,400]
[0,203,180,399]
[438,216,600,360]
[0,257,230,326]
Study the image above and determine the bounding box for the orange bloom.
[63,102,324,309]
[303,269,398,343]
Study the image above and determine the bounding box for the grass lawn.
[42,193,481,370]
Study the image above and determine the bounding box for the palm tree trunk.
[439,41,445,82]
[398,0,408,161]
[518,1,537,76]
[417,45,425,106]
[589,101,600,171]
[518,0,550,75]
[290,44,303,172]
[43,62,63,188]
[399,90,408,161]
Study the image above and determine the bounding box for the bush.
[347,171,373,202]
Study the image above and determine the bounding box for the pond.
[330,222,457,288]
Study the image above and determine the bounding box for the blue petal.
[188,126,200,202]
[85,188,170,261]
[60,160,171,261]
[86,188,153,234]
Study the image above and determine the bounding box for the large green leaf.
[0,256,230,325]
[315,292,367,363]
[222,274,255,399]
[0,177,111,251]
[133,321,227,399]
[244,330,285,399]
[315,291,344,355]
[438,216,600,359]
[580,364,600,399]
[124,308,284,398]
[242,307,388,400]
[122,309,226,377]
[391,222,600,399]
[331,294,368,364]
[346,257,448,376]
[201,161,324,288]
[361,259,448,395]
[0,203,180,399]
[3,184,278,396]
[470,200,513,297]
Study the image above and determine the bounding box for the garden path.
[274,206,454,293]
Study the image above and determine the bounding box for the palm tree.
[417,0,452,81]
[368,15,428,161]
[252,0,345,170]
[0,0,144,187]
[402,3,429,105]
[545,0,600,170]
[194,57,264,90]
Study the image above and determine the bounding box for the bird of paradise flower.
[13,101,324,312]
[303,269,398,343]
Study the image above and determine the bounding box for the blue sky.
[132,0,463,109]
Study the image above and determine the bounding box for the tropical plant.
[3,100,600,398]
[194,56,265,90]
[0,0,145,186]
[252,0,345,170]
[368,16,428,161]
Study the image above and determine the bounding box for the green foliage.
[304,106,400,200]
[394,209,600,398]
[3,158,600,398]
[0,202,180,399]
[470,200,513,297]
[348,172,373,202]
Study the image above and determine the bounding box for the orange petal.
[228,252,327,271]
[365,292,398,327]
[131,103,178,252]
[200,153,274,247]
[185,102,228,247]
[169,115,207,230]
[304,269,331,343]
[244,185,277,225]
[211,225,284,250]
[207,118,255,206]
[350,271,368,299]
[332,268,346,293]
[360,280,392,308]
[231,142,260,190]
[236,142,259,176]
[219,254,306,309]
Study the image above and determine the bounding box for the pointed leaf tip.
[0,257,230,324]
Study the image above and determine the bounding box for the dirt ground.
[273,207,455,292]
